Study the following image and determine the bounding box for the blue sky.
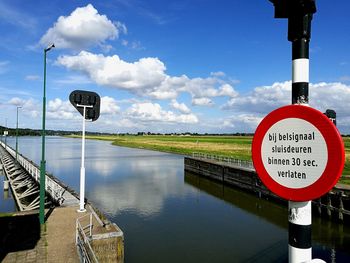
[0,0,349,134]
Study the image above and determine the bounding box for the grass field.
[69,134,350,184]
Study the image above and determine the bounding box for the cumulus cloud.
[8,97,40,118]
[9,97,24,106]
[221,81,350,133]
[126,102,198,124]
[222,81,290,113]
[179,77,238,100]
[7,96,120,122]
[223,81,350,115]
[40,4,125,50]
[170,99,191,114]
[101,96,120,114]
[192,97,213,106]
[47,98,76,120]
[57,51,167,93]
[57,51,238,104]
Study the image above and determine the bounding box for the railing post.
[90,213,92,237]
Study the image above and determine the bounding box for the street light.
[4,118,7,150]
[15,106,22,161]
[39,43,55,225]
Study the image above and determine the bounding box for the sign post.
[254,1,346,262]
[70,90,100,212]
[252,105,344,262]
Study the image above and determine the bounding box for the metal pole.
[16,106,21,161]
[39,44,54,225]
[5,118,7,150]
[289,13,312,263]
[39,49,47,225]
[78,106,87,212]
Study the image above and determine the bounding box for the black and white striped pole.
[269,1,322,262]
[289,4,314,262]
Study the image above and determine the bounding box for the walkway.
[2,205,107,263]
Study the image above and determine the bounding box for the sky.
[0,0,349,134]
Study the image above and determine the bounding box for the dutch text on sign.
[252,105,344,201]
[261,118,327,189]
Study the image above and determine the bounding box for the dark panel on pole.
[69,90,101,121]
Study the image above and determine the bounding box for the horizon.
[0,1,349,134]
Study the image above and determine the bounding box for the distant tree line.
[135,131,254,136]
[1,125,348,137]
[0,126,111,137]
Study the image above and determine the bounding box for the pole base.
[77,208,87,213]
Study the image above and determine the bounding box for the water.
[4,136,350,262]
[0,169,16,213]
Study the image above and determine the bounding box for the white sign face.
[261,118,327,189]
[4,131,8,136]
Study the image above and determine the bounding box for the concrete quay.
[1,204,123,263]
[185,156,350,223]
[0,143,124,262]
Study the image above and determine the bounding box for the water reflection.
[91,155,189,218]
[4,136,350,262]
[185,172,350,261]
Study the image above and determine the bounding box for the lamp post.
[4,118,7,150]
[39,43,55,225]
[15,106,22,161]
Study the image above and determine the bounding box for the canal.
[3,136,350,262]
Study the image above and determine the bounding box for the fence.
[192,152,254,169]
[0,141,67,205]
[76,213,99,263]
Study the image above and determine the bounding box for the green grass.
[67,134,350,177]
[0,212,14,217]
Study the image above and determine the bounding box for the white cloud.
[47,98,76,120]
[221,81,350,133]
[101,96,120,114]
[118,118,140,128]
[40,4,125,50]
[218,84,238,97]
[57,51,167,92]
[192,97,213,106]
[126,102,198,124]
[179,77,238,99]
[57,51,239,104]
[9,97,24,106]
[223,81,350,116]
[309,82,350,115]
[170,99,191,114]
[8,97,40,118]
[222,81,291,113]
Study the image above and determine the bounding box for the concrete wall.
[185,157,350,223]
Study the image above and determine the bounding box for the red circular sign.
[252,105,344,201]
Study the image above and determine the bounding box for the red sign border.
[252,105,345,201]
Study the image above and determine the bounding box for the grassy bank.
[69,134,253,160]
[67,134,350,183]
